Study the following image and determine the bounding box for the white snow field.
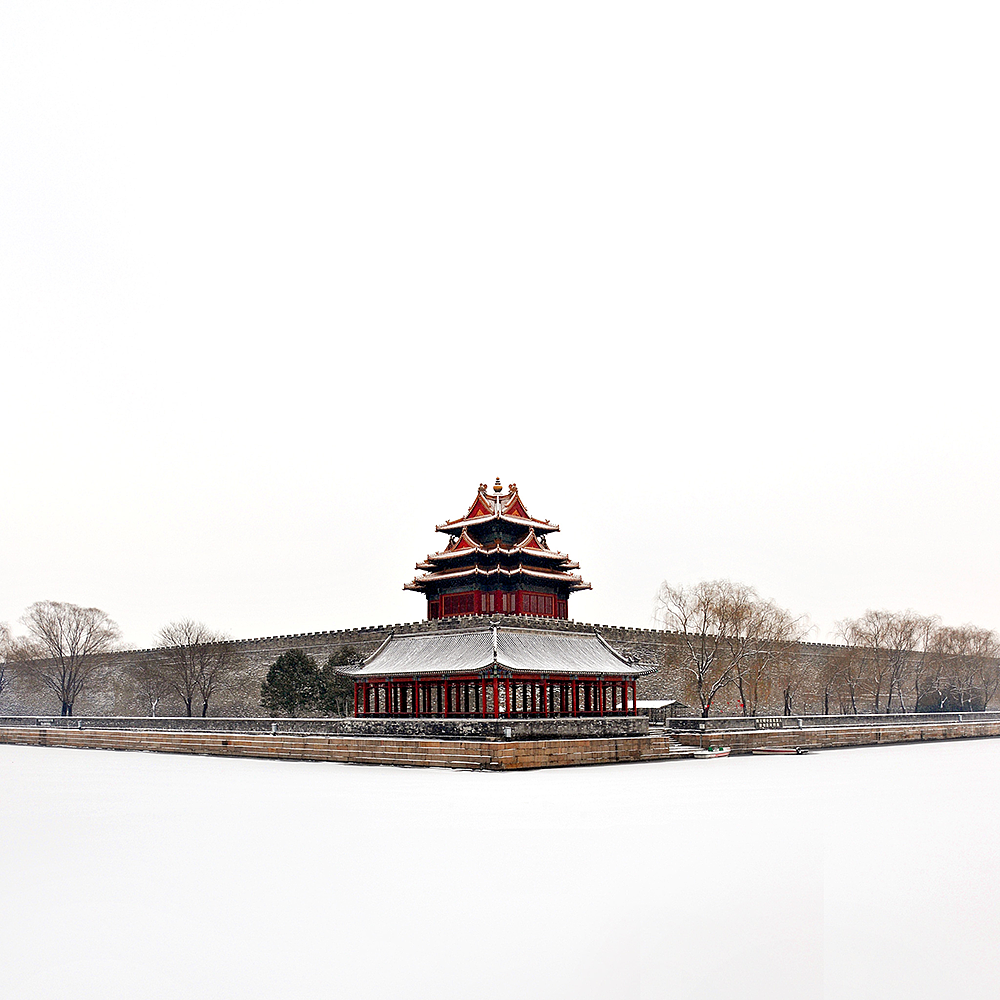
[2,740,998,1000]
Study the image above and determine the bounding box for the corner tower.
[404,479,591,619]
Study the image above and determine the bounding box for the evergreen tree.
[260,649,321,716]
[319,646,360,716]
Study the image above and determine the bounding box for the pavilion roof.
[404,564,592,592]
[337,625,650,678]
[415,528,579,569]
[436,482,559,536]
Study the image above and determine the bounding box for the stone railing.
[0,714,648,741]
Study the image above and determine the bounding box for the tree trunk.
[185,698,193,717]
[735,678,748,716]
[201,700,208,718]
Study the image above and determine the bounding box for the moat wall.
[2,714,999,770]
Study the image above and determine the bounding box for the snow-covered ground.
[2,740,997,1000]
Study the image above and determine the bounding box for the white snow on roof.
[342,626,649,678]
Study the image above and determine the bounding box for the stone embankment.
[0,722,689,771]
[668,711,1000,752]
[2,711,999,769]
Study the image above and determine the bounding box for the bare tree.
[18,601,121,716]
[129,655,172,717]
[194,640,232,718]
[655,580,805,717]
[970,629,1000,710]
[909,616,941,712]
[829,643,866,714]
[926,625,1000,711]
[157,620,233,717]
[0,623,11,705]
[814,648,847,716]
[838,611,939,714]
[772,641,820,716]
[838,611,893,713]
[877,613,937,713]
[656,582,736,717]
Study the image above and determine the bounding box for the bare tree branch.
[156,620,233,717]
[655,580,805,717]
[18,601,121,716]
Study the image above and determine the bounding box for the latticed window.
[442,592,476,616]
[525,593,554,616]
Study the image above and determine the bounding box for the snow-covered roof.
[338,625,652,678]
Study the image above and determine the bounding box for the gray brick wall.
[0,614,847,718]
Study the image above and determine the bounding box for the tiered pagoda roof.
[404,481,591,615]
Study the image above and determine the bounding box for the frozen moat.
[2,738,997,1000]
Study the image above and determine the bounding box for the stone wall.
[0,613,847,718]
[668,717,1000,752]
[0,724,683,771]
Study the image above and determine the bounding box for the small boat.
[751,746,808,755]
[693,746,731,758]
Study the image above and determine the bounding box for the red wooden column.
[481,677,488,718]
[632,680,637,715]
[504,677,511,718]
[572,679,578,716]
[542,678,548,717]
[492,677,499,719]
[599,680,605,716]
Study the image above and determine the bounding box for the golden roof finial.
[493,477,503,493]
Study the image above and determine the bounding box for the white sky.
[2,0,998,650]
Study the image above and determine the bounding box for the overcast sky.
[2,0,997,650]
